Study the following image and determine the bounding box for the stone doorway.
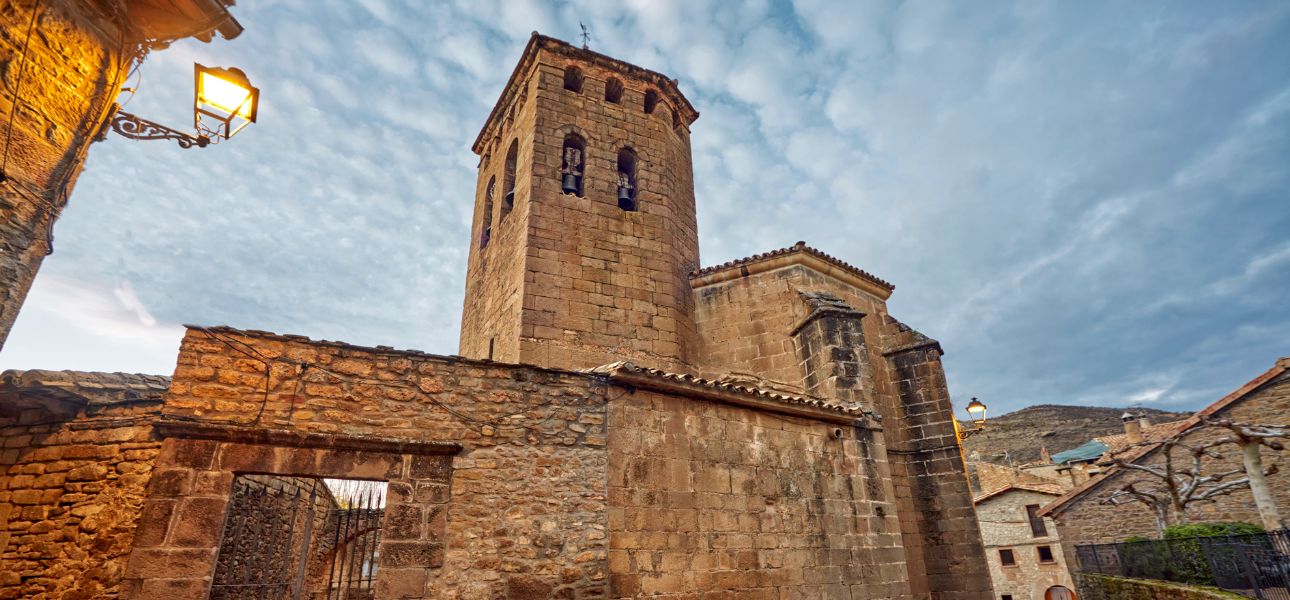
[120,422,458,600]
[208,475,388,600]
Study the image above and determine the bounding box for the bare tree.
[1198,417,1287,531]
[1101,419,1283,535]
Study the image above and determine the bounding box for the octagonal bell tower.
[459,33,700,373]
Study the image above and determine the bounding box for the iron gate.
[209,475,386,600]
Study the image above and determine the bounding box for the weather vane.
[580,21,591,49]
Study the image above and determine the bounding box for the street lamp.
[958,397,988,440]
[109,63,259,148]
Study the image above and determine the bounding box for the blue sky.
[4,0,1288,417]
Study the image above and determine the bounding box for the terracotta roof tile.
[588,361,872,423]
[974,482,1066,504]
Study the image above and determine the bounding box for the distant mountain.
[959,404,1192,466]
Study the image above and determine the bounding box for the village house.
[975,482,1074,600]
[0,33,996,599]
[1041,357,1290,558]
[967,462,1077,600]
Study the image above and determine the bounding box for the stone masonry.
[456,33,991,599]
[0,370,169,599]
[3,32,995,600]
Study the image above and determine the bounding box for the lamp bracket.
[111,109,208,148]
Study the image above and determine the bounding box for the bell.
[562,173,578,194]
[618,186,635,211]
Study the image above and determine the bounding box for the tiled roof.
[1,369,171,405]
[1041,357,1290,517]
[690,241,895,292]
[1095,419,1190,463]
[588,361,873,425]
[974,482,1066,504]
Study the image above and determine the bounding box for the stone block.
[124,547,217,579]
[373,567,427,599]
[409,455,452,482]
[146,469,192,497]
[379,540,445,568]
[216,443,275,473]
[158,439,219,470]
[132,499,177,548]
[383,504,423,540]
[169,497,228,547]
[126,577,211,600]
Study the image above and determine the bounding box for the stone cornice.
[154,420,463,456]
[690,242,894,300]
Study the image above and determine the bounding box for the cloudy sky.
[4,0,1288,417]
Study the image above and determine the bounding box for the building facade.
[0,0,241,349]
[1,33,994,599]
[976,484,1075,600]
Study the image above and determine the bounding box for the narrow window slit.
[502,140,518,218]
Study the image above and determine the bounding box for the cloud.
[2,275,183,373]
[5,1,1288,422]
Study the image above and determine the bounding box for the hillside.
[959,404,1191,465]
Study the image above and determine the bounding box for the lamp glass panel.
[199,70,254,118]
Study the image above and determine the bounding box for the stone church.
[0,33,992,599]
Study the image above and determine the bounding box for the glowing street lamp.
[109,63,259,148]
[958,397,989,440]
[194,64,259,140]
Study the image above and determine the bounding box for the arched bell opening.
[616,147,638,212]
[560,134,586,197]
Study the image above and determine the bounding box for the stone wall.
[607,388,911,599]
[1074,573,1246,600]
[154,326,612,598]
[691,257,892,388]
[1049,368,1290,554]
[690,251,994,600]
[884,338,995,600]
[0,396,161,599]
[976,488,1073,600]
[0,0,127,348]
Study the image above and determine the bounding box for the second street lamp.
[958,397,988,440]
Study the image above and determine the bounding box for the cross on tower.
[580,22,591,49]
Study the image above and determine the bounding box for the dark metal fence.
[209,475,386,600]
[1076,530,1290,600]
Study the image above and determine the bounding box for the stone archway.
[1045,585,1077,600]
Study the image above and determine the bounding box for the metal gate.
[209,475,386,600]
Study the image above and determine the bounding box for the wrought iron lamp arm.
[958,427,984,441]
[110,109,208,148]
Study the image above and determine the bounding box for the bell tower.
[459,33,701,373]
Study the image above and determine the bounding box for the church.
[0,33,992,599]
